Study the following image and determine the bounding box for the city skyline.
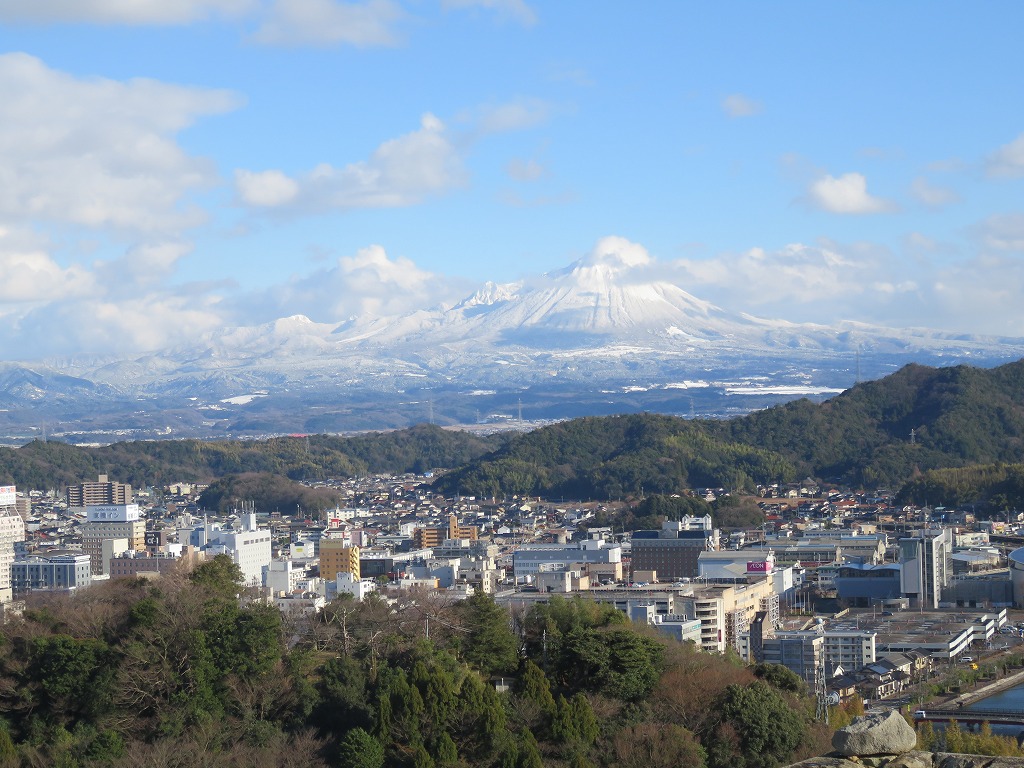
[0,2,1022,359]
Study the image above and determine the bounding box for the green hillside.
[431,413,795,499]
[434,360,1024,499]
[0,423,501,491]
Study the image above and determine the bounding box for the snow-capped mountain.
[6,249,1024,441]
[68,251,1024,393]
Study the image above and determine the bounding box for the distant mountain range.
[3,252,1023,443]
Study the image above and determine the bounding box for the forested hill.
[712,359,1024,487]
[434,359,1024,499]
[0,424,502,491]
[430,413,795,500]
[4,359,1024,501]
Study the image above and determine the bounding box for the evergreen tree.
[338,728,385,768]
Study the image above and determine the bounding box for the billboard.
[87,504,140,522]
[0,485,15,507]
[144,531,162,548]
[746,560,773,573]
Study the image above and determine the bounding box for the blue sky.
[0,0,1022,358]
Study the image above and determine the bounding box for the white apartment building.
[205,516,272,587]
[0,486,26,602]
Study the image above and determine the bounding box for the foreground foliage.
[0,572,829,767]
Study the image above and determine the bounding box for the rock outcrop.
[831,711,919,756]
[788,711,1024,767]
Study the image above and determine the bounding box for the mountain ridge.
[1,253,1022,441]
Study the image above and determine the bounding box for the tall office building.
[81,504,145,576]
[0,486,26,602]
[899,528,953,609]
[67,474,132,510]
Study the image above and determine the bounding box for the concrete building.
[1009,547,1024,608]
[833,562,904,606]
[266,559,303,595]
[762,633,825,689]
[631,517,719,579]
[413,514,478,549]
[67,474,132,510]
[12,551,92,594]
[204,517,273,587]
[80,504,145,576]
[109,548,200,579]
[745,622,876,679]
[678,580,779,654]
[335,573,380,602]
[513,539,621,581]
[320,540,361,581]
[625,602,703,644]
[899,528,953,609]
[0,486,26,602]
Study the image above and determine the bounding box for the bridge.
[915,708,1024,727]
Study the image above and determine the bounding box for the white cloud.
[251,0,404,47]
[910,177,958,208]
[8,294,227,356]
[806,172,894,214]
[265,244,459,320]
[974,213,1024,252]
[932,253,1024,336]
[235,113,466,212]
[0,0,254,24]
[0,226,225,356]
[236,169,300,207]
[987,132,1024,178]
[675,242,878,307]
[0,229,95,302]
[0,53,238,233]
[442,0,536,26]
[720,93,761,118]
[580,235,651,271]
[95,241,194,289]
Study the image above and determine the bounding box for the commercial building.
[899,528,953,609]
[80,504,145,576]
[12,551,92,594]
[512,539,621,582]
[630,517,719,579]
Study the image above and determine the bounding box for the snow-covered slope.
[18,251,1024,406]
